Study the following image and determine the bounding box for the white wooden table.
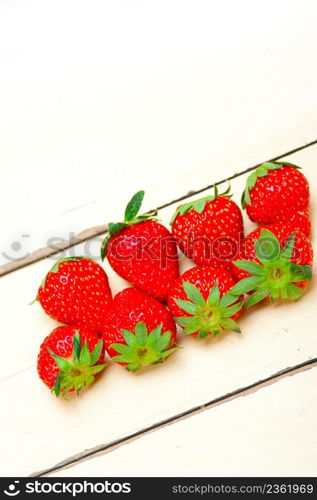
[0,0,316,478]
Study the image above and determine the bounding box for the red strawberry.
[102,288,177,371]
[168,265,243,338]
[101,191,179,302]
[274,210,311,238]
[231,222,313,307]
[241,162,310,224]
[36,257,112,332]
[37,325,106,397]
[170,186,243,270]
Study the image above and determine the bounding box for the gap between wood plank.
[2,138,317,279]
[32,357,317,477]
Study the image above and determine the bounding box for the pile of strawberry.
[34,162,313,398]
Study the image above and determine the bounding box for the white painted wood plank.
[51,367,317,477]
[1,0,317,264]
[0,146,316,475]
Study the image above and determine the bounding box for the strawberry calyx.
[110,321,178,371]
[173,281,243,338]
[101,191,158,260]
[170,184,232,225]
[30,256,91,304]
[241,161,301,208]
[49,330,106,398]
[230,229,312,307]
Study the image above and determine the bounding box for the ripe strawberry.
[36,257,112,332]
[241,162,310,224]
[102,288,177,371]
[168,265,243,338]
[274,210,311,238]
[37,325,106,397]
[230,223,313,307]
[101,191,179,302]
[170,186,243,270]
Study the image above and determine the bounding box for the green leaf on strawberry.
[101,191,158,260]
[48,330,106,398]
[231,229,312,306]
[110,321,178,371]
[170,184,232,225]
[174,281,243,338]
[124,190,145,221]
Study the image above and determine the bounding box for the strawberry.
[241,162,310,224]
[36,257,112,332]
[101,191,179,302]
[230,223,313,307]
[168,265,243,338]
[170,186,243,270]
[274,210,311,238]
[37,325,106,397]
[102,288,177,371]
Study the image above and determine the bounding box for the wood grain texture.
[49,367,317,477]
[34,359,317,476]
[0,146,316,476]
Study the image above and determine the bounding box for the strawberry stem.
[49,330,106,398]
[173,281,243,338]
[231,229,312,306]
[110,322,177,371]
